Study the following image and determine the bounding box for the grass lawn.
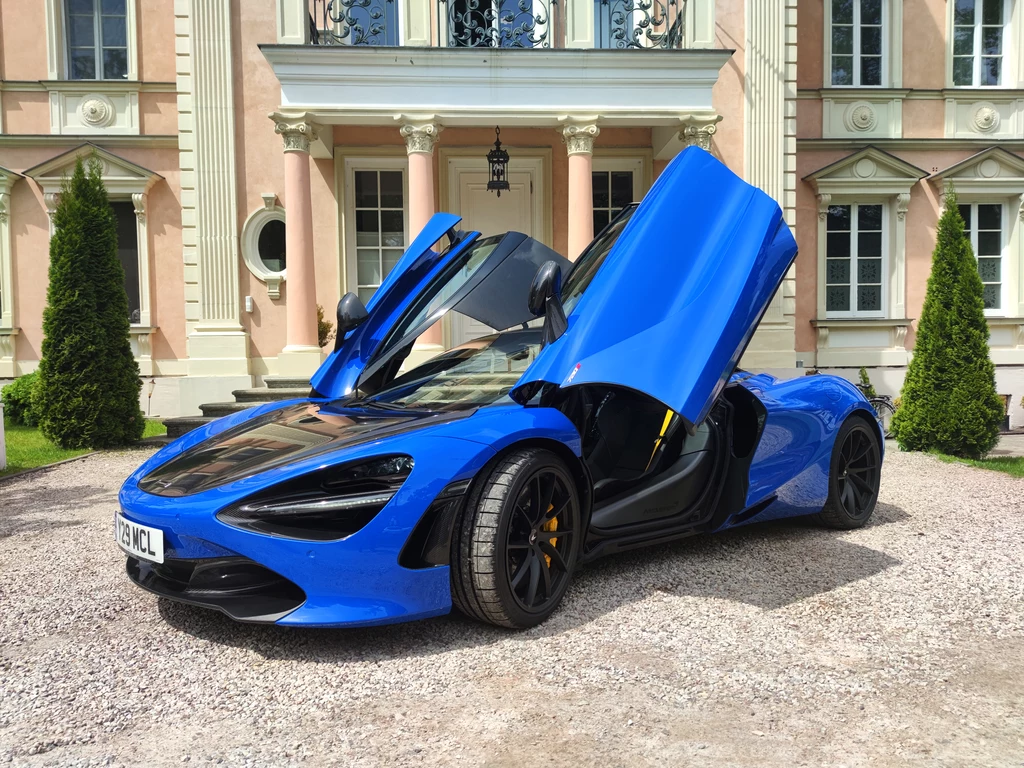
[1,418,166,477]
[932,452,1024,478]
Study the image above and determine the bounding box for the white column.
[561,120,600,260]
[740,0,797,370]
[187,0,249,378]
[0,174,17,378]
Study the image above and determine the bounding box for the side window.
[110,201,140,323]
[65,0,128,80]
[825,203,886,318]
[830,0,884,86]
[959,203,1005,312]
[952,0,1005,86]
[354,169,407,305]
[592,169,635,235]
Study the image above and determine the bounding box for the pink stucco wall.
[0,0,49,81]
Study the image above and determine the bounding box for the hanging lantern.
[486,126,510,197]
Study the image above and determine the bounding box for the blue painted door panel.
[511,147,798,430]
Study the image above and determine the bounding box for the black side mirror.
[333,292,369,353]
[528,261,567,346]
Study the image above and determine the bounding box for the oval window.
[257,219,286,274]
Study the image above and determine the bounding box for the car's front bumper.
[118,434,493,628]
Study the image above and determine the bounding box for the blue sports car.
[117,148,883,629]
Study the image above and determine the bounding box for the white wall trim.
[261,46,731,126]
[0,167,22,335]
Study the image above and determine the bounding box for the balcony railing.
[309,0,687,49]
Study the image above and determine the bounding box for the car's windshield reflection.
[360,329,542,412]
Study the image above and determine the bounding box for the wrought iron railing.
[594,0,685,49]
[310,0,399,46]
[307,0,684,49]
[438,0,559,49]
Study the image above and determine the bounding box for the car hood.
[510,147,798,432]
[137,401,473,497]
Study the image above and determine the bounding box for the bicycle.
[863,393,896,440]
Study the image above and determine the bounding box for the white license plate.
[115,513,164,564]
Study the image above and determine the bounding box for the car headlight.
[216,455,413,541]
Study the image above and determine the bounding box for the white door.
[446,157,540,347]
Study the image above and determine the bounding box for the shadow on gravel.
[0,482,112,539]
[157,502,909,661]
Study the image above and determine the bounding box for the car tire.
[450,448,582,629]
[816,414,882,530]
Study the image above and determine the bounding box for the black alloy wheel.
[505,468,576,613]
[450,449,582,628]
[818,416,882,529]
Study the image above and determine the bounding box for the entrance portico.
[263,43,731,376]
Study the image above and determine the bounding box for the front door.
[447,156,541,347]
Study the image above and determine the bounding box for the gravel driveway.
[1,448,1022,767]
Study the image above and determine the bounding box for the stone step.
[163,416,214,440]
[232,387,309,403]
[199,401,271,418]
[263,376,311,390]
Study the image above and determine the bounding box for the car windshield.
[363,329,542,411]
[560,204,637,316]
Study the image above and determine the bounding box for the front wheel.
[816,415,882,529]
[450,449,581,628]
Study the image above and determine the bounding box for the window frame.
[958,200,1008,316]
[591,156,645,238]
[823,201,889,319]
[342,157,410,304]
[241,199,287,300]
[47,0,138,82]
[825,0,890,88]
[949,0,1010,87]
[63,0,130,81]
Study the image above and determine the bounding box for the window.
[830,0,884,86]
[959,203,1005,311]
[65,0,128,80]
[449,1,546,47]
[257,220,286,274]
[952,0,1005,86]
[111,201,140,323]
[354,169,406,305]
[592,170,635,235]
[825,204,886,317]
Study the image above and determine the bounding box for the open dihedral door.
[510,147,798,433]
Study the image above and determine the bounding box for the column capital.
[560,121,600,156]
[271,113,320,154]
[399,120,443,155]
[678,113,723,151]
[896,192,911,221]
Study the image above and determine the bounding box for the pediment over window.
[804,146,927,196]
[24,143,161,196]
[929,147,1024,194]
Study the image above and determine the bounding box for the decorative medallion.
[971,103,1000,134]
[843,102,877,133]
[853,158,877,178]
[978,158,1000,179]
[79,94,115,128]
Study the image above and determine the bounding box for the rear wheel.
[817,416,882,529]
[450,449,581,628]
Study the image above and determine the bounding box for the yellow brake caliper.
[542,503,557,567]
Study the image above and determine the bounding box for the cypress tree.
[891,188,1003,458]
[34,157,144,449]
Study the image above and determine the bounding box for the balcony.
[308,0,688,50]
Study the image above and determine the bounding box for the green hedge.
[2,371,41,427]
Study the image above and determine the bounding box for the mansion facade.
[0,0,1022,428]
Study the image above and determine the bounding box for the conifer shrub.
[33,157,144,449]
[857,367,877,398]
[1,371,41,427]
[890,189,1003,458]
